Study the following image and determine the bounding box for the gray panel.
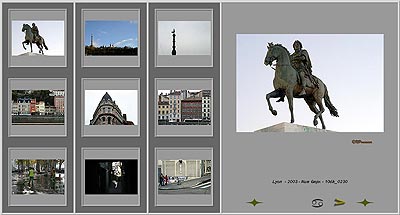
[155,78,213,136]
[155,9,213,67]
[81,148,140,207]
[155,148,213,206]
[8,78,67,137]
[8,148,67,206]
[222,2,398,213]
[81,78,140,137]
[2,3,74,213]
[149,3,220,213]
[8,9,67,67]
[75,3,147,213]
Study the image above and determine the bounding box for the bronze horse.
[264,43,338,129]
[22,24,48,55]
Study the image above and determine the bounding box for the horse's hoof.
[271,110,277,116]
[313,119,318,126]
[290,119,294,123]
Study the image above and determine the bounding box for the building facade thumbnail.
[89,92,134,125]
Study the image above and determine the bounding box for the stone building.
[89,92,134,125]
[168,90,182,122]
[201,90,211,120]
[158,94,170,121]
[158,160,212,180]
[181,97,202,121]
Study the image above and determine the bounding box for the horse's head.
[264,42,289,67]
[264,42,278,67]
[22,24,29,32]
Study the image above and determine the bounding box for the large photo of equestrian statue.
[236,34,384,132]
[11,21,65,56]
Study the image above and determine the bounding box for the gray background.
[8,9,67,67]
[155,148,213,206]
[155,78,213,136]
[8,148,67,206]
[75,3,147,213]
[149,3,220,213]
[81,148,140,207]
[2,3,73,213]
[222,2,398,213]
[82,9,140,67]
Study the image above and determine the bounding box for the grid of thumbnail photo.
[157,159,211,195]
[85,159,138,195]
[11,90,65,125]
[157,89,211,125]
[11,159,65,195]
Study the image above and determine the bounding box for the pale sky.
[236,34,384,132]
[12,21,65,56]
[85,90,138,125]
[157,21,211,55]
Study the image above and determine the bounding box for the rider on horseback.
[31,23,39,42]
[290,40,313,96]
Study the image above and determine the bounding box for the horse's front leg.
[266,89,284,116]
[286,88,294,123]
[22,41,26,50]
[30,42,33,52]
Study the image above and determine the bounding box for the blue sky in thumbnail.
[85,20,138,48]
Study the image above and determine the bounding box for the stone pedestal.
[254,122,333,132]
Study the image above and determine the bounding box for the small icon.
[357,198,373,207]
[334,198,346,206]
[247,198,262,207]
[312,199,324,208]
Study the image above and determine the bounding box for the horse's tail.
[323,83,339,117]
[43,39,48,50]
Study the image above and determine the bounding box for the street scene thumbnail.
[85,160,138,195]
[157,90,211,125]
[158,159,211,194]
[11,90,65,125]
[11,159,65,195]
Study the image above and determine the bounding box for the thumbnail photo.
[85,90,138,126]
[157,159,211,195]
[85,160,138,195]
[157,21,211,56]
[11,90,65,125]
[11,159,65,195]
[12,21,64,56]
[85,20,138,56]
[157,90,211,125]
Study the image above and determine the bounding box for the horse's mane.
[273,43,291,57]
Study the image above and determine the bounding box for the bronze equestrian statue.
[264,42,339,129]
[22,23,48,55]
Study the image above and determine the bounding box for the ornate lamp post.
[171,29,176,55]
